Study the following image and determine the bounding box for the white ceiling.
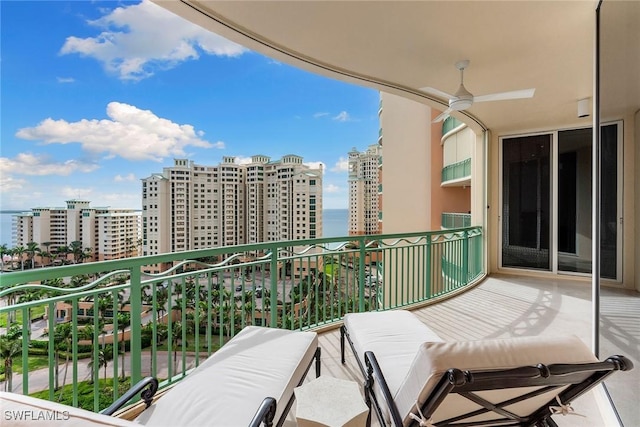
[156,0,639,134]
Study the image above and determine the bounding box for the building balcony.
[0,227,637,426]
[441,158,471,187]
[441,116,465,137]
[441,212,471,229]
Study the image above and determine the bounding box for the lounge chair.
[1,326,321,427]
[341,310,633,426]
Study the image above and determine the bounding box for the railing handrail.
[0,228,481,289]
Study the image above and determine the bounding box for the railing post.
[425,233,432,298]
[358,238,366,313]
[21,310,29,395]
[270,246,278,328]
[462,229,469,285]
[129,267,142,387]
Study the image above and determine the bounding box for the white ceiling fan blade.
[473,88,535,103]
[419,86,454,100]
[432,108,452,123]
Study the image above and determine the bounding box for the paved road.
[3,351,206,394]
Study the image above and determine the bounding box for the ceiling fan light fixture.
[449,95,473,111]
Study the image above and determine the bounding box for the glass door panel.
[501,134,551,270]
[557,128,592,274]
[600,123,618,280]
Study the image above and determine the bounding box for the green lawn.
[0,354,49,381]
[0,305,46,328]
[12,354,50,374]
[153,333,228,352]
[31,377,133,412]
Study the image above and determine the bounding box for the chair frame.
[363,350,633,427]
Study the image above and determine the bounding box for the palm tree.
[0,337,21,392]
[49,251,59,267]
[116,312,131,379]
[80,323,107,383]
[54,322,73,396]
[69,274,90,289]
[0,324,22,392]
[41,241,52,266]
[55,245,69,264]
[81,247,93,263]
[87,349,110,383]
[17,289,44,344]
[25,241,40,269]
[171,320,192,373]
[13,246,25,270]
[0,244,8,271]
[155,287,169,322]
[69,241,84,264]
[96,294,113,326]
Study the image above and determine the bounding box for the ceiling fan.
[420,60,535,123]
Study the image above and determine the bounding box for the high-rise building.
[142,155,322,272]
[348,144,382,235]
[12,200,141,263]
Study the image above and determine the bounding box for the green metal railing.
[441,158,471,183]
[442,116,464,136]
[0,227,482,412]
[441,213,471,229]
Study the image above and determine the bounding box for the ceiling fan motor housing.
[450,83,474,110]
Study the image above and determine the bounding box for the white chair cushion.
[0,392,137,427]
[344,310,443,403]
[394,335,599,426]
[135,326,318,426]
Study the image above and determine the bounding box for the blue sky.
[0,0,380,210]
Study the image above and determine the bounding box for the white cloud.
[2,183,142,210]
[303,161,325,172]
[331,157,349,172]
[0,153,100,176]
[60,186,95,200]
[333,111,351,122]
[57,77,75,83]
[114,173,137,182]
[16,102,219,162]
[0,176,28,192]
[325,184,342,194]
[59,0,247,81]
[229,156,252,165]
[313,112,330,119]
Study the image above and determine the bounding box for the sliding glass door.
[501,126,620,279]
[501,134,551,270]
[557,128,592,274]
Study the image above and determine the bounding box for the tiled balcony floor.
[289,274,639,426]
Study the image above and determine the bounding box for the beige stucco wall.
[380,92,432,234]
[632,110,639,292]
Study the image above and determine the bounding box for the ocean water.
[322,208,348,238]
[0,209,348,247]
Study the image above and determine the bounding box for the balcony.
[441,212,471,229]
[441,158,471,187]
[1,227,637,426]
[441,116,465,136]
